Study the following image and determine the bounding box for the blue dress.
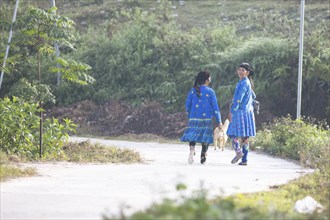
[180,85,222,144]
[227,77,256,137]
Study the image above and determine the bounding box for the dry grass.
[0,164,37,182]
[62,140,144,163]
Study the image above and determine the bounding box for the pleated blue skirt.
[180,118,214,144]
[227,110,256,137]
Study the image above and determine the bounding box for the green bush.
[8,78,56,106]
[68,6,238,111]
[253,115,329,169]
[1,1,329,123]
[41,117,76,160]
[0,97,76,160]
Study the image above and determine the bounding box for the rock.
[294,196,324,214]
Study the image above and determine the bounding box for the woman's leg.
[230,135,243,164]
[188,141,196,164]
[189,141,196,151]
[240,137,249,165]
[201,142,209,164]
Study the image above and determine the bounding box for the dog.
[213,119,229,151]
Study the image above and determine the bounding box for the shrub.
[0,97,76,160]
[253,115,329,169]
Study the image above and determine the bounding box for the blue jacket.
[185,85,222,124]
[231,77,256,114]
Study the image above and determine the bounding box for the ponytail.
[248,75,254,89]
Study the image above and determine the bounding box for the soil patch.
[47,100,274,138]
[47,100,187,138]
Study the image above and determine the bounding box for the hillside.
[5,0,329,33]
[1,0,329,138]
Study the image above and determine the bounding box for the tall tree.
[6,6,94,157]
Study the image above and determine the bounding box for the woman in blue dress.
[227,63,256,166]
[180,71,222,164]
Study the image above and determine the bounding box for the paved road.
[1,136,312,220]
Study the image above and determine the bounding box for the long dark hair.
[194,71,210,97]
[239,63,255,89]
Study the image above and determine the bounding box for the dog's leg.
[223,135,228,151]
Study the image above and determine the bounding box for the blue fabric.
[227,109,256,137]
[181,85,222,144]
[185,86,221,124]
[230,77,255,114]
[227,77,256,137]
[230,137,240,152]
[242,143,249,163]
[180,118,214,144]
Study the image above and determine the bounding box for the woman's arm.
[185,89,193,115]
[209,89,222,125]
[230,82,248,114]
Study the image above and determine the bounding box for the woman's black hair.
[194,71,210,97]
[239,62,255,89]
[239,63,254,76]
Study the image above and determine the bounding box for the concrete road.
[1,136,312,220]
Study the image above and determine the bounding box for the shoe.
[238,161,247,166]
[188,150,195,164]
[201,152,207,164]
[231,151,243,164]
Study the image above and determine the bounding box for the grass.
[62,140,144,163]
[227,171,329,219]
[109,168,329,220]
[0,152,37,182]
[14,0,328,34]
[0,165,36,182]
[0,140,144,181]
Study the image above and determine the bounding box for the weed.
[62,140,144,164]
[0,153,37,182]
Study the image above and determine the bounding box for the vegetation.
[0,164,36,182]
[0,151,37,182]
[0,5,94,162]
[0,96,75,160]
[0,96,144,180]
[1,0,329,122]
[104,116,329,220]
[0,1,328,218]
[62,140,143,163]
[253,115,329,170]
[0,140,144,181]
